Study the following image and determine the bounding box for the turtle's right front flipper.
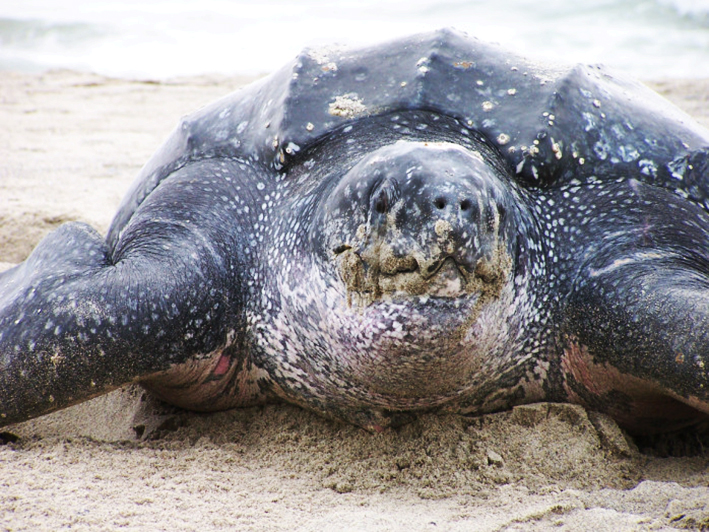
[0,159,264,427]
[0,222,145,425]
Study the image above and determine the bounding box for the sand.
[1,70,709,531]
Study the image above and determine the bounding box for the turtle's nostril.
[434,197,447,210]
[375,197,388,214]
[333,244,352,255]
[460,199,471,211]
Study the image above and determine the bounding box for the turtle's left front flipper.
[558,179,709,433]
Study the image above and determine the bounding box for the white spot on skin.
[285,142,301,155]
[618,145,639,163]
[594,140,611,161]
[589,252,666,277]
[482,101,495,112]
[638,159,658,177]
[497,133,511,145]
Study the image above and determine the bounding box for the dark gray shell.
[108,28,709,249]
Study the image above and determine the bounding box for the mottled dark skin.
[1,29,709,434]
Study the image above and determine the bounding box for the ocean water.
[0,0,708,80]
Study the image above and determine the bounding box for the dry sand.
[0,70,708,531]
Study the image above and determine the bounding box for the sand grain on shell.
[1,72,709,531]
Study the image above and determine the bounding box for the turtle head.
[270,139,530,428]
[318,140,514,306]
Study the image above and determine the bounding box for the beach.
[1,70,708,531]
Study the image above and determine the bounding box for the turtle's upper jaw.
[333,245,510,306]
[379,256,469,298]
[320,140,514,305]
[335,247,470,301]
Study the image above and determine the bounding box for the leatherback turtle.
[2,29,709,434]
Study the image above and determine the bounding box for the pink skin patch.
[562,337,705,433]
[213,354,231,376]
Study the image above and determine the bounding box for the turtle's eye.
[370,178,399,217]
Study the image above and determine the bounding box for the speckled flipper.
[553,178,709,432]
[0,160,264,425]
